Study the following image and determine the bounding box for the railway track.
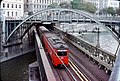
[46,51,76,81]
[56,68,75,81]
[46,48,90,81]
[55,59,91,81]
[67,41,108,81]
[69,59,91,81]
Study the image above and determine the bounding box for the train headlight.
[61,57,64,59]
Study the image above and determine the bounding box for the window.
[7,4,9,8]
[57,52,67,56]
[26,5,28,8]
[12,12,13,16]
[11,4,13,8]
[7,11,9,16]
[19,5,21,8]
[3,3,5,8]
[34,5,36,8]
[16,4,17,8]
[16,12,17,16]
[37,5,38,8]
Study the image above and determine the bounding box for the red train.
[38,26,69,67]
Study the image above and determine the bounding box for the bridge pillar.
[118,23,120,38]
[4,48,8,58]
[29,61,40,81]
[35,38,47,81]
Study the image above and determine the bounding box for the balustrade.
[64,32,115,72]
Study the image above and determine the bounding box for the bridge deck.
[34,29,56,81]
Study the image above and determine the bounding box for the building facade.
[24,0,71,14]
[0,0,24,20]
[0,0,72,20]
[84,0,119,13]
[107,0,119,8]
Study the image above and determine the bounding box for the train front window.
[57,52,67,56]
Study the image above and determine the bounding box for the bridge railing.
[94,16,120,21]
[30,12,91,22]
[30,12,120,22]
[66,33,115,73]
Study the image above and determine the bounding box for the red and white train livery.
[38,26,69,67]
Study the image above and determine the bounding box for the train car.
[38,26,69,67]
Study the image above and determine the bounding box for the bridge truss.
[6,8,120,44]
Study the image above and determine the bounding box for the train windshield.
[57,51,67,56]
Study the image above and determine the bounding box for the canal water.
[82,31,119,54]
[0,51,36,81]
[61,23,119,54]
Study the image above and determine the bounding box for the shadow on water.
[0,51,36,81]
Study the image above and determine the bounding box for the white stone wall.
[107,1,119,8]
[84,0,119,10]
[0,0,24,20]
[1,0,72,20]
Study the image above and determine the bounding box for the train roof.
[48,36,68,49]
[39,26,68,49]
[39,26,49,32]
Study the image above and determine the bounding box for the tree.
[107,7,116,16]
[116,8,120,15]
[70,1,79,9]
[84,2,97,14]
[70,0,96,14]
[47,3,59,8]
[59,2,72,9]
[70,0,83,9]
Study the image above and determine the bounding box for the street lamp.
[92,27,100,48]
[95,27,100,48]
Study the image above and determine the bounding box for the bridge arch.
[6,8,118,43]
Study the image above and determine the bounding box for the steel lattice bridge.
[3,8,120,81]
[6,8,120,44]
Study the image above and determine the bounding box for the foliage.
[48,3,59,8]
[70,0,81,9]
[84,2,97,14]
[59,2,72,9]
[107,7,116,16]
[48,0,97,14]
[70,0,97,14]
[116,8,120,15]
